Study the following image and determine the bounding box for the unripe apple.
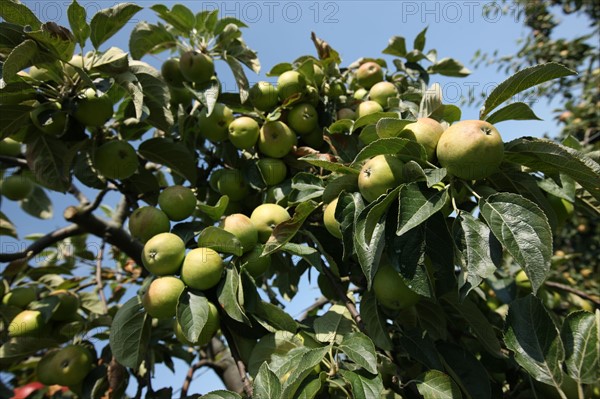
[373,261,420,310]
[30,102,67,136]
[93,140,138,180]
[49,290,80,321]
[169,87,193,108]
[8,310,44,337]
[29,66,61,82]
[161,58,185,88]
[249,81,279,111]
[355,100,383,119]
[250,203,291,242]
[179,51,214,84]
[436,120,504,180]
[258,121,296,158]
[142,276,185,319]
[256,158,287,186]
[181,248,224,291]
[228,116,260,150]
[368,81,398,107]
[277,70,307,101]
[1,175,34,201]
[398,118,445,161]
[337,108,356,120]
[129,206,171,243]
[323,197,342,239]
[356,61,384,89]
[198,103,234,142]
[287,103,318,135]
[2,286,36,308]
[241,245,271,277]
[36,345,93,386]
[220,213,258,253]
[0,138,22,157]
[353,88,368,100]
[358,155,404,202]
[142,232,186,275]
[216,169,250,201]
[74,88,113,127]
[158,186,197,221]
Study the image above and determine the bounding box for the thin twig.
[68,184,90,206]
[96,241,108,314]
[220,325,253,397]
[0,224,84,263]
[180,359,212,399]
[298,296,329,321]
[545,280,600,307]
[0,155,27,167]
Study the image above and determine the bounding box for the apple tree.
[1,1,599,398]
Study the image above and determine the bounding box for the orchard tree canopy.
[0,1,599,399]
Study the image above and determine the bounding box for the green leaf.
[360,291,392,350]
[314,304,354,344]
[561,310,600,384]
[202,391,242,399]
[0,1,41,29]
[67,0,90,47]
[150,4,196,34]
[414,27,427,51]
[415,370,462,399]
[263,201,318,255]
[109,296,151,369]
[338,369,384,399]
[266,62,293,76]
[94,47,129,74]
[0,211,17,238]
[419,83,442,119]
[20,185,53,220]
[399,328,444,370]
[480,193,552,293]
[485,102,542,124]
[197,196,230,221]
[428,58,471,77]
[280,347,329,398]
[129,60,174,131]
[294,377,323,399]
[26,25,75,62]
[328,119,354,135]
[322,174,359,204]
[397,182,448,236]
[481,63,576,118]
[224,55,250,104]
[504,137,600,202]
[376,118,412,138]
[354,112,399,131]
[197,226,243,257]
[437,343,491,399]
[2,39,37,82]
[254,301,298,333]
[129,21,175,60]
[254,362,282,399]
[339,332,378,374]
[185,78,219,116]
[90,3,142,49]
[382,36,407,57]
[177,290,209,343]
[0,104,33,139]
[0,338,58,362]
[299,154,359,175]
[138,138,196,183]
[351,138,427,167]
[504,295,565,388]
[25,134,73,192]
[0,81,36,105]
[217,266,249,324]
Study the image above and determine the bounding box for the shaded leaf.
[397,182,448,236]
[138,138,196,183]
[20,185,53,220]
[561,310,600,384]
[109,296,151,369]
[339,332,378,374]
[129,21,175,60]
[338,369,384,399]
[485,102,542,124]
[177,290,210,343]
[254,362,281,399]
[416,370,462,399]
[67,0,90,47]
[197,226,243,257]
[90,3,142,49]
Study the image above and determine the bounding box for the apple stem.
[463,182,482,200]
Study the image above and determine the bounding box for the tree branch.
[180,359,212,399]
[545,280,600,307]
[63,206,143,267]
[0,155,27,168]
[220,326,253,397]
[0,224,84,263]
[96,241,108,314]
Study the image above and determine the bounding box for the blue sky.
[3,0,590,395]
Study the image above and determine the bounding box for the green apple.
[241,245,271,277]
[0,138,22,157]
[256,158,287,186]
[337,108,356,120]
[436,120,504,180]
[180,248,224,291]
[2,286,36,308]
[129,206,171,243]
[353,88,368,100]
[36,345,93,386]
[323,197,342,239]
[547,193,574,231]
[216,169,250,201]
[277,70,307,101]
[174,320,193,345]
[74,88,113,127]
[29,66,61,82]
[8,310,44,337]
[356,61,384,89]
[373,261,420,310]
[169,87,193,108]
[49,290,80,321]
[161,58,185,88]
[198,301,220,345]
[93,140,138,180]
[303,85,320,107]
[158,186,196,221]
[179,51,214,84]
[30,102,67,136]
[398,118,445,161]
[142,232,186,275]
[355,100,383,119]
[258,121,296,158]
[249,81,279,111]
[198,103,234,142]
[142,276,185,319]
[220,213,258,253]
[515,270,531,291]
[250,203,291,243]
[228,116,260,150]
[326,81,346,98]
[1,175,34,201]
[287,103,318,135]
[358,155,404,202]
[368,81,398,107]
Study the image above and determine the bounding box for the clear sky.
[3,0,590,395]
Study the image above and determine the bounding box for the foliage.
[0,1,599,399]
